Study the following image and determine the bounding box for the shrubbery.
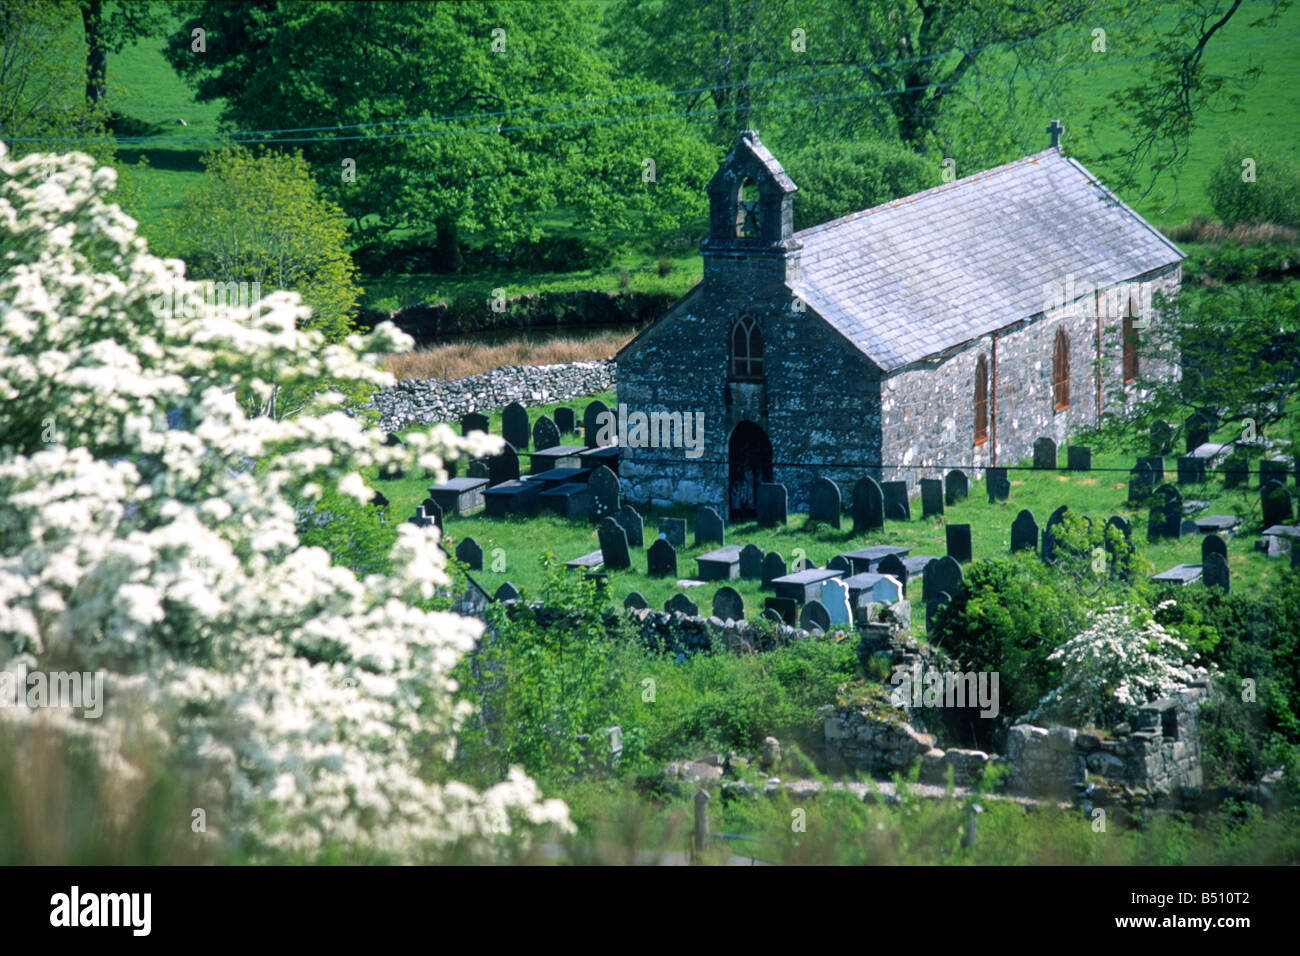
[1207,140,1300,228]
[783,139,933,231]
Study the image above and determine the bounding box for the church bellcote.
[702,130,801,290]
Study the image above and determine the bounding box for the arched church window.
[974,354,989,443]
[1053,327,1071,411]
[730,316,763,380]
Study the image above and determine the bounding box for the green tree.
[78,0,167,107]
[782,139,932,230]
[1207,139,1300,227]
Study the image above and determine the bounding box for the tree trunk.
[82,1,107,107]
[435,217,463,274]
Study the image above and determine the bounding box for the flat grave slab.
[695,545,744,582]
[1190,442,1231,461]
[837,545,912,575]
[565,550,604,571]
[426,477,488,516]
[902,555,940,577]
[527,466,592,489]
[528,445,586,473]
[539,481,589,519]
[1151,563,1203,586]
[579,446,620,471]
[1194,515,1240,533]
[770,568,845,604]
[1262,524,1300,538]
[482,479,542,517]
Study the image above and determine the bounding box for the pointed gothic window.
[730,316,763,380]
[1053,327,1071,411]
[974,354,989,444]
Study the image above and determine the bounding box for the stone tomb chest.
[770,568,845,604]
[426,477,488,517]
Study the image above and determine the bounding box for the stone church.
[616,129,1184,518]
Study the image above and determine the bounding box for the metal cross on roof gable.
[1047,119,1065,149]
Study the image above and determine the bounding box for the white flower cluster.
[0,143,570,859]
[1023,603,1211,727]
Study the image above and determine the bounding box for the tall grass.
[1163,217,1299,245]
[385,328,638,381]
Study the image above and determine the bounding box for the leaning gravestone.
[923,555,963,603]
[615,504,644,548]
[946,524,972,562]
[494,582,521,603]
[764,597,797,625]
[882,481,910,520]
[554,406,577,435]
[1011,509,1038,554]
[1067,446,1092,471]
[587,465,621,523]
[646,538,678,578]
[712,586,744,622]
[1128,461,1155,504]
[487,442,520,487]
[877,553,908,597]
[1202,533,1228,565]
[1262,480,1294,527]
[986,468,1010,502]
[809,478,842,528]
[757,482,788,526]
[597,516,631,571]
[1203,551,1230,593]
[658,517,686,549]
[920,478,945,517]
[533,415,560,452]
[695,506,725,546]
[1041,505,1069,563]
[853,476,885,533]
[455,536,483,571]
[739,543,764,580]
[583,400,610,448]
[502,401,530,451]
[665,593,698,617]
[1223,455,1249,489]
[761,551,787,589]
[461,412,489,436]
[799,600,831,634]
[623,591,648,611]
[945,469,969,506]
[1033,437,1057,470]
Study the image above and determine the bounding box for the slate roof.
[792,149,1185,373]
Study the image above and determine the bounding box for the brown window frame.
[729,316,764,381]
[973,353,989,445]
[1053,327,1071,411]
[1122,307,1140,384]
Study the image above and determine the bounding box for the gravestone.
[739,543,764,580]
[1011,509,1039,554]
[926,591,953,632]
[923,556,963,603]
[1177,455,1206,485]
[809,478,842,528]
[792,552,818,572]
[827,555,852,575]
[614,504,644,548]
[370,490,389,510]
[587,465,621,523]
[946,524,972,562]
[461,412,489,436]
[1261,459,1289,489]
[455,536,483,571]
[1041,505,1069,563]
[920,478,945,517]
[658,517,687,549]
[882,481,911,520]
[494,582,521,603]
[1185,410,1213,453]
[817,579,852,627]
[665,593,698,617]
[945,469,969,506]
[1152,484,1184,540]
[1150,421,1173,455]
[597,516,631,571]
[411,498,443,530]
[1262,480,1294,528]
[487,442,520,487]
[502,402,530,451]
[695,506,725,546]
[1139,456,1165,483]
[1202,534,1227,565]
[583,400,610,448]
[1203,551,1230,593]
[1180,518,1200,537]
[756,482,788,526]
[853,476,885,533]
[799,600,831,633]
[1293,545,1300,571]
[533,415,560,452]
[554,407,577,435]
[1223,455,1249,489]
[986,468,1010,502]
[764,597,797,625]
[877,553,908,597]
[1067,446,1092,471]
[468,459,490,480]
[647,538,678,577]
[624,591,648,611]
[1033,437,1057,470]
[1128,461,1155,504]
[712,586,745,622]
[761,551,787,588]
[1105,515,1134,578]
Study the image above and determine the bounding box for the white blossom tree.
[0,142,571,861]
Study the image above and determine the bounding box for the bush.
[1207,140,1300,228]
[782,139,933,231]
